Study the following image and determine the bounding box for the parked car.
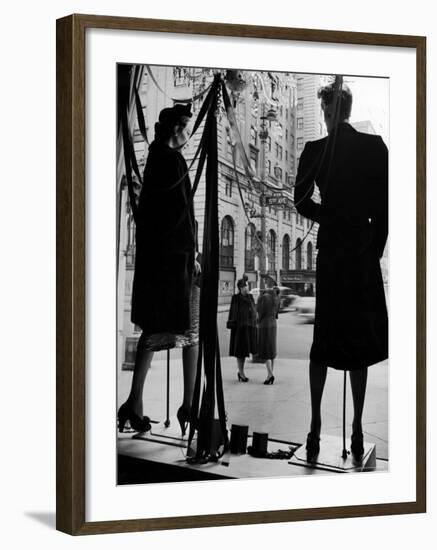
[294,296,316,323]
[250,287,298,312]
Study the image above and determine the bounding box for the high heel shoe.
[305,432,320,462]
[351,431,364,461]
[177,406,191,437]
[117,402,151,433]
[263,375,275,385]
[237,372,249,382]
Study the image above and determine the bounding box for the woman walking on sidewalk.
[227,276,258,382]
[257,288,280,385]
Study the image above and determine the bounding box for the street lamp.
[223,69,293,289]
[258,102,277,289]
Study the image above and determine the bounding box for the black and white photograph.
[116,64,389,484]
[2,0,433,543]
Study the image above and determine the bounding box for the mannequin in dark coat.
[118,104,201,436]
[294,80,388,461]
[131,138,196,335]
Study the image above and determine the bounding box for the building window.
[225,177,233,197]
[297,98,304,110]
[250,148,258,173]
[290,135,295,148]
[307,241,313,270]
[286,108,289,119]
[282,234,290,270]
[275,142,279,158]
[173,67,188,87]
[245,224,256,271]
[267,136,272,152]
[278,145,283,161]
[276,167,283,181]
[268,230,276,271]
[220,216,234,268]
[285,150,288,161]
[297,117,304,129]
[250,126,257,146]
[124,337,138,367]
[286,129,289,141]
[295,238,302,270]
[125,211,136,269]
[267,160,271,175]
[225,127,233,159]
[297,137,304,150]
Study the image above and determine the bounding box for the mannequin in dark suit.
[294,80,388,461]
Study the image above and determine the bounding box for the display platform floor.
[117,419,388,485]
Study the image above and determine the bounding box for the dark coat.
[257,291,279,360]
[294,123,388,370]
[131,140,196,334]
[227,293,258,358]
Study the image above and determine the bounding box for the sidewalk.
[118,355,388,459]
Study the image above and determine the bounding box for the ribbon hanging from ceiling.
[188,73,229,463]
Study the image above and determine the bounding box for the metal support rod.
[164,349,170,427]
[341,370,348,459]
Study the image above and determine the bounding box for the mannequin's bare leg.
[309,359,328,435]
[181,344,198,411]
[349,367,368,435]
[125,332,153,417]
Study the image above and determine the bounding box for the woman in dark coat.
[227,277,258,382]
[294,80,388,461]
[118,104,201,437]
[257,288,280,385]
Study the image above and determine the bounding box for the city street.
[217,307,313,361]
[118,307,388,461]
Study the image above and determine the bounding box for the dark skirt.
[310,246,388,370]
[229,325,258,358]
[141,284,200,351]
[257,326,277,360]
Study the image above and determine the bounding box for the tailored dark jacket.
[131,140,196,334]
[295,122,388,257]
[294,123,389,369]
